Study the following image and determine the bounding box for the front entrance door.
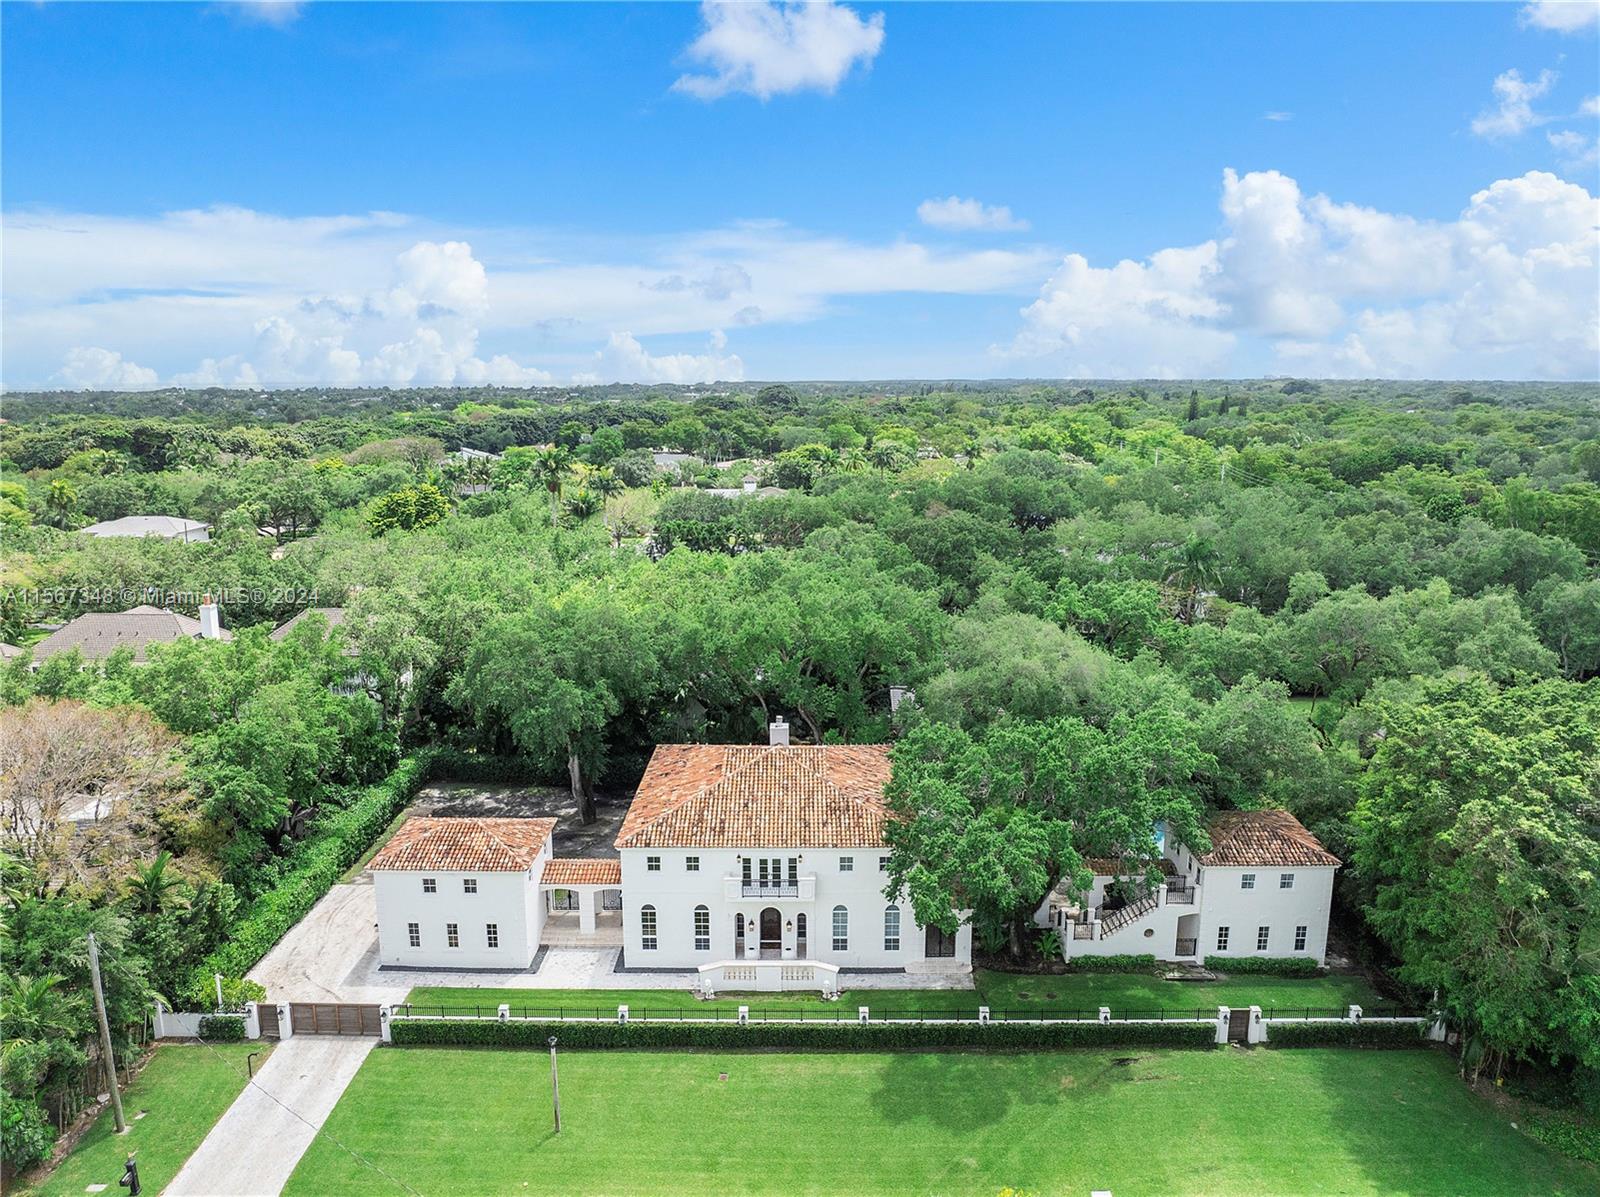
[759,907,782,959]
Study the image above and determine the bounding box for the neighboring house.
[270,606,350,647]
[454,447,501,462]
[615,722,972,973]
[29,597,229,665]
[0,643,23,663]
[652,451,702,469]
[79,515,210,542]
[1040,809,1339,966]
[705,476,786,499]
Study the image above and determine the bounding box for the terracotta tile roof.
[1198,809,1340,869]
[368,817,556,873]
[270,607,347,639]
[542,858,622,886]
[1085,857,1175,877]
[616,744,891,849]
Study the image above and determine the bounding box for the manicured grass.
[17,1041,269,1197]
[404,967,1388,1019]
[285,1047,1596,1196]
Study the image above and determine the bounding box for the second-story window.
[685,856,700,872]
[839,856,854,873]
[647,856,661,872]
[1279,873,1294,889]
[1240,873,1256,890]
[463,878,477,894]
[422,877,436,894]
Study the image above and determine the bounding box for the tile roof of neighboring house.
[1198,809,1341,869]
[616,743,892,850]
[79,515,209,540]
[30,606,232,662]
[0,643,23,660]
[270,607,348,640]
[541,858,623,887]
[368,817,558,873]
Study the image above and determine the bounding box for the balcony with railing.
[1164,880,1197,905]
[724,875,817,902]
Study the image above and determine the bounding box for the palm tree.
[0,973,82,1078]
[868,441,908,476]
[1169,537,1221,623]
[839,448,869,474]
[590,468,625,527]
[960,437,984,470]
[44,479,78,529]
[532,444,576,527]
[563,487,602,519]
[126,850,180,915]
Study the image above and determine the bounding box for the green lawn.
[17,1041,269,1197]
[404,966,1388,1020]
[285,1047,1595,1196]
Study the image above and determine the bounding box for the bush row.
[1267,1021,1428,1048]
[197,1015,246,1042]
[1065,954,1157,974]
[390,1018,1219,1051]
[425,749,554,785]
[185,753,433,1003]
[1204,955,1321,977]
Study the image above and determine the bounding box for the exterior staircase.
[1096,893,1159,938]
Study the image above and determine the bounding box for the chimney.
[768,717,790,746]
[198,594,222,640]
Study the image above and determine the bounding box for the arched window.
[693,905,710,952]
[831,905,849,952]
[640,904,657,951]
[883,906,901,952]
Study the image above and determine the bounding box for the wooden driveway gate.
[289,1002,383,1037]
[257,1003,281,1039]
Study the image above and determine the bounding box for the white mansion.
[367,722,1335,987]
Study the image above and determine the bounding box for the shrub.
[186,753,432,1003]
[1066,954,1157,974]
[390,1018,1218,1051]
[1528,1116,1600,1164]
[425,749,553,786]
[1204,955,1321,977]
[1,1091,56,1173]
[1267,1020,1427,1048]
[198,1015,246,1042]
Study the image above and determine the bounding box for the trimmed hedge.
[1065,954,1158,974]
[1268,1021,1428,1048]
[1204,955,1321,977]
[198,1015,246,1042]
[390,1018,1218,1051]
[185,753,433,1003]
[426,749,555,786]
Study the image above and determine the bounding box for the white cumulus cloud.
[1001,168,1600,380]
[54,347,160,390]
[579,330,744,385]
[917,196,1030,232]
[1519,1,1599,32]
[673,1,885,100]
[1472,68,1559,139]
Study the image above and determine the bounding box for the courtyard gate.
[289,1002,383,1037]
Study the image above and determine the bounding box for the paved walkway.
[166,1036,376,1197]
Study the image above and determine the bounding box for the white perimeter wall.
[620,847,970,969]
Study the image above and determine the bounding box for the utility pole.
[87,932,127,1134]
[547,1036,561,1134]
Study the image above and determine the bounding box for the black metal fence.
[393,1001,1424,1023]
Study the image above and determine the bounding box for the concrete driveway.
[248,880,411,1004]
[165,1036,376,1197]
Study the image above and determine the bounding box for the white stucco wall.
[373,839,551,968]
[1196,865,1335,964]
[620,847,970,970]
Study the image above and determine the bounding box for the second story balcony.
[724,875,817,902]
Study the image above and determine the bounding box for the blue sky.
[3,1,1597,387]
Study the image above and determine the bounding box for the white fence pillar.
[1428,1016,1447,1042]
[1347,1005,1363,1023]
[737,1005,749,1025]
[278,1003,294,1039]
[978,1006,990,1025]
[497,1004,511,1022]
[379,1006,393,1044]
[858,1006,870,1024]
[618,1005,629,1024]
[1215,1006,1231,1045]
[1246,1005,1266,1045]
[243,1002,262,1040]
[1098,1006,1111,1024]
